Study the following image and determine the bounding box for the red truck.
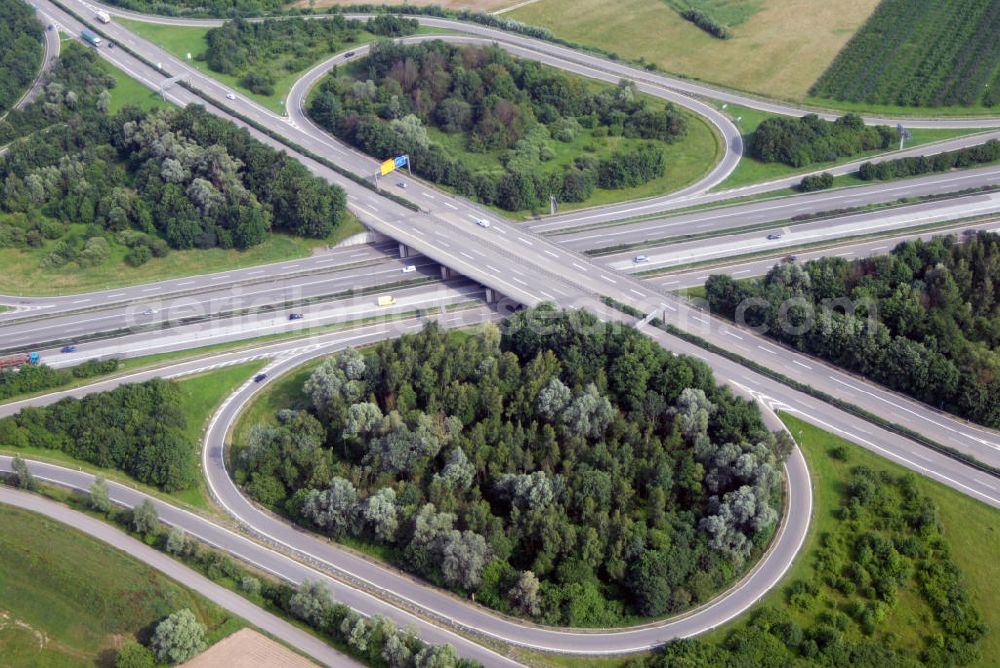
[0,352,40,371]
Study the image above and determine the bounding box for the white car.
[633,255,648,263]
[226,92,236,101]
[402,265,416,273]
[141,308,157,315]
[476,218,491,228]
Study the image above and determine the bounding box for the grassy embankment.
[713,103,989,190]
[0,361,265,514]
[0,504,245,666]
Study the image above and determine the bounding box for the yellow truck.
[377,295,397,307]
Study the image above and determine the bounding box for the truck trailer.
[96,10,111,23]
[81,28,102,47]
[0,352,40,371]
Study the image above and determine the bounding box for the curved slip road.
[0,310,813,658]
[0,487,364,668]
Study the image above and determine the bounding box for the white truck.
[96,10,111,23]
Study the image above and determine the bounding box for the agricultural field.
[292,0,515,8]
[511,0,880,101]
[0,505,244,666]
[810,0,1000,110]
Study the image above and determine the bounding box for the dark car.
[47,23,54,30]
[767,233,783,240]
[344,51,356,58]
[108,42,114,48]
[61,345,77,353]
[254,373,267,382]
[288,312,304,320]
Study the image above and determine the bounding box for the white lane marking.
[793,360,812,370]
[444,202,458,210]
[516,236,534,246]
[572,262,586,271]
[142,287,158,292]
[512,277,528,286]
[439,241,451,248]
[107,293,125,299]
[540,291,555,300]
[422,192,435,199]
[664,304,677,312]
[724,330,743,340]
[494,227,507,235]
[629,289,646,297]
[486,264,501,273]
[413,228,426,236]
[600,275,617,284]
[757,345,778,354]
[247,270,265,275]
[692,315,709,324]
[544,250,559,258]
[71,299,91,304]
[460,251,474,260]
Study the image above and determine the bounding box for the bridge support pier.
[398,243,411,259]
[484,288,498,304]
[440,266,459,280]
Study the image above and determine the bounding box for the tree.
[89,474,113,513]
[115,640,155,668]
[441,530,491,590]
[131,499,159,535]
[300,477,358,536]
[165,526,189,555]
[289,579,334,626]
[10,455,36,490]
[358,487,399,542]
[507,570,542,616]
[415,643,460,668]
[149,609,206,664]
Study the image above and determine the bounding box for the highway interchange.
[2,2,1000,665]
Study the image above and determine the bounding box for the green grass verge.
[0,217,362,297]
[1,361,265,515]
[0,504,245,665]
[713,102,989,190]
[98,58,168,113]
[117,18,447,114]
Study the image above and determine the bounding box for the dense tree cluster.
[705,231,1000,427]
[859,139,1000,181]
[203,16,416,96]
[234,306,789,626]
[0,44,346,272]
[797,172,833,192]
[0,0,44,115]
[0,378,196,490]
[750,113,895,168]
[0,358,119,401]
[309,41,687,211]
[680,8,731,39]
[628,466,986,667]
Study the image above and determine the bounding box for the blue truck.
[81,28,102,47]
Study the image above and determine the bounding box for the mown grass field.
[0,361,264,514]
[511,0,880,102]
[0,505,245,665]
[98,59,167,113]
[514,413,1000,667]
